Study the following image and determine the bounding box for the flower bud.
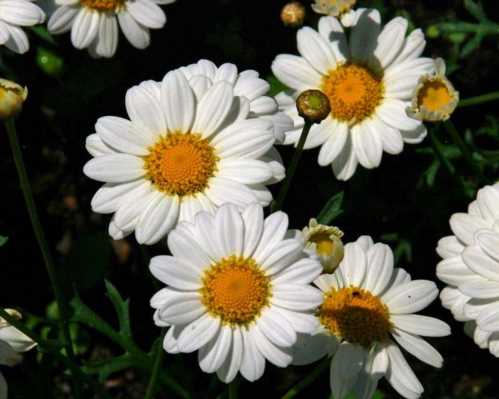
[311,0,356,17]
[281,2,306,27]
[0,309,36,364]
[296,89,331,123]
[0,79,28,121]
[302,219,344,273]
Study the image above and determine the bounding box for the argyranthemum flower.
[436,183,499,357]
[311,0,356,27]
[272,9,432,180]
[0,309,37,398]
[84,67,284,245]
[47,0,174,58]
[293,236,450,399]
[300,218,344,273]
[0,0,45,54]
[149,203,323,383]
[407,58,459,122]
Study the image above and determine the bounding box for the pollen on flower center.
[417,80,453,113]
[309,232,335,256]
[200,256,271,326]
[321,63,384,125]
[318,286,392,348]
[143,133,218,197]
[80,0,125,11]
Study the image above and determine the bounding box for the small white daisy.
[150,203,323,382]
[436,183,499,356]
[0,0,45,54]
[272,9,432,180]
[0,309,37,398]
[47,0,174,58]
[293,236,450,399]
[311,0,357,27]
[84,65,284,245]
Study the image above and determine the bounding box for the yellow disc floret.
[80,0,125,11]
[417,80,453,113]
[200,256,271,326]
[321,63,384,125]
[318,286,392,348]
[144,133,218,197]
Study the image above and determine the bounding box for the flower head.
[47,0,174,58]
[272,9,432,180]
[84,61,286,245]
[311,0,356,27]
[0,79,28,120]
[150,204,323,382]
[301,218,344,272]
[293,236,450,399]
[281,2,306,27]
[0,0,45,54]
[436,183,499,357]
[408,58,459,122]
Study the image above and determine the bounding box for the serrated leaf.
[105,280,132,338]
[317,192,344,225]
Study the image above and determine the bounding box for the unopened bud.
[0,79,28,121]
[296,89,331,123]
[281,2,306,27]
[302,219,344,273]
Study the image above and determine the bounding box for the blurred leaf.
[464,0,488,22]
[36,47,64,77]
[460,33,484,58]
[84,354,134,381]
[30,26,57,44]
[0,235,8,247]
[267,74,289,96]
[105,280,132,339]
[317,192,344,225]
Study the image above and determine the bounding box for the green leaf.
[83,354,134,381]
[0,235,8,247]
[464,0,488,22]
[317,192,344,225]
[461,33,483,58]
[36,47,64,77]
[266,74,289,96]
[105,280,132,338]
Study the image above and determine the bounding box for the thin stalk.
[443,119,475,170]
[144,332,165,399]
[228,379,238,399]
[271,120,313,212]
[459,91,499,107]
[281,358,329,399]
[4,119,82,398]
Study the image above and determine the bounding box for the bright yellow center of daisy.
[318,287,392,348]
[200,256,271,326]
[144,133,218,197]
[309,232,335,256]
[80,0,124,11]
[417,79,453,113]
[321,63,384,124]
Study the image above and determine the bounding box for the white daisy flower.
[0,0,45,54]
[83,66,284,245]
[293,236,450,399]
[311,0,357,27]
[47,0,174,58]
[271,9,432,180]
[150,203,323,383]
[436,183,499,356]
[0,309,37,399]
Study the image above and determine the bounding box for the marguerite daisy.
[150,203,323,382]
[0,309,37,399]
[84,67,284,245]
[293,236,450,399]
[0,0,45,54]
[437,183,499,356]
[272,9,432,180]
[47,0,174,58]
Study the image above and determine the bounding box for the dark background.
[1,0,499,397]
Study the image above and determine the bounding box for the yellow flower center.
[143,133,218,197]
[321,63,384,125]
[318,286,392,348]
[200,256,271,326]
[417,79,453,113]
[80,0,124,11]
[309,232,335,256]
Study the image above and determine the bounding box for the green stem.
[459,91,499,107]
[281,358,330,399]
[228,379,238,399]
[4,119,82,398]
[271,120,313,212]
[144,332,165,399]
[443,119,477,173]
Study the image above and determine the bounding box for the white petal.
[90,179,143,214]
[297,26,337,74]
[252,211,289,261]
[240,329,265,382]
[292,331,335,366]
[95,13,118,57]
[332,132,358,181]
[352,122,383,169]
[83,154,145,183]
[272,258,322,285]
[462,245,499,281]
[317,120,348,166]
[259,239,303,276]
[126,0,166,29]
[382,280,438,314]
[214,63,238,84]
[251,326,292,367]
[257,310,297,348]
[363,243,394,295]
[374,17,408,68]
[161,70,195,133]
[214,203,244,256]
[436,235,464,259]
[341,242,367,286]
[135,194,179,244]
[392,329,443,367]
[318,16,348,62]
[331,343,366,399]
[205,177,258,209]
[218,159,273,185]
[96,116,151,156]
[176,314,220,353]
[385,343,424,399]
[271,54,322,91]
[70,9,99,49]
[118,10,150,49]
[48,6,77,34]
[198,326,232,373]
[167,228,212,269]
[376,99,421,132]
[450,213,491,246]
[391,314,451,337]
[272,284,323,311]
[349,9,381,62]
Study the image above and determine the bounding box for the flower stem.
[228,379,238,399]
[271,120,313,212]
[4,119,82,398]
[459,91,499,107]
[144,331,165,399]
[281,358,329,399]
[442,119,477,173]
